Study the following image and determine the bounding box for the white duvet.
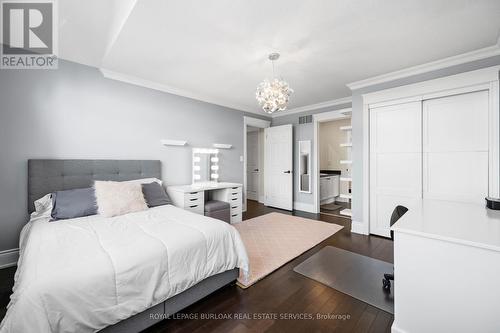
[0,203,249,333]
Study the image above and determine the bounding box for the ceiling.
[58,0,500,115]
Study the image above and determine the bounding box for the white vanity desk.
[391,200,500,333]
[167,182,243,223]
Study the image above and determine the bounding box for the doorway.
[313,109,352,216]
[243,116,271,212]
[246,126,263,203]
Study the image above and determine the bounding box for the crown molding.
[99,68,266,116]
[347,44,500,91]
[271,96,352,118]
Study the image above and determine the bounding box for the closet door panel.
[370,101,422,237]
[424,152,488,203]
[374,103,422,153]
[374,153,421,196]
[423,91,489,203]
[423,91,488,152]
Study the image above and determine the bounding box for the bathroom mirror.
[299,140,311,193]
[192,148,219,187]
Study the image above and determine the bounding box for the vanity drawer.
[184,191,203,206]
[230,204,241,215]
[228,195,240,204]
[230,211,242,223]
[229,186,242,195]
[185,203,204,215]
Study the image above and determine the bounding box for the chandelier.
[256,53,293,114]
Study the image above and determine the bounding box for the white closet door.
[423,91,489,203]
[370,102,422,237]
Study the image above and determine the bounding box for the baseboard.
[391,324,407,333]
[258,195,265,204]
[0,248,19,269]
[293,201,316,213]
[335,197,349,203]
[350,220,368,235]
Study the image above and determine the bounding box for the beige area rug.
[234,212,343,288]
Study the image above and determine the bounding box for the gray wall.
[350,55,500,225]
[272,103,352,208]
[0,59,270,251]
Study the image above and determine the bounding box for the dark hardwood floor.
[0,200,394,332]
[146,200,394,333]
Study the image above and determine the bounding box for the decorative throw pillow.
[94,181,148,217]
[142,182,171,207]
[51,187,98,220]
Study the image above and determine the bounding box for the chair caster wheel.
[382,278,391,290]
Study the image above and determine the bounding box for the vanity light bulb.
[194,174,201,180]
[211,174,219,179]
[211,165,219,171]
[211,157,219,163]
[194,157,201,162]
[194,166,201,171]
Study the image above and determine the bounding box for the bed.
[0,160,249,333]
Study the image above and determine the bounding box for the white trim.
[293,201,316,213]
[361,65,500,238]
[347,44,500,90]
[350,221,368,235]
[243,116,271,212]
[0,248,19,269]
[313,108,352,214]
[258,195,265,204]
[271,97,352,118]
[363,66,500,105]
[100,69,266,116]
[391,324,408,333]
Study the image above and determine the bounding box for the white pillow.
[123,178,163,185]
[31,193,54,220]
[94,181,148,218]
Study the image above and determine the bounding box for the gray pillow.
[142,182,171,207]
[51,187,98,220]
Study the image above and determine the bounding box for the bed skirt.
[101,268,239,333]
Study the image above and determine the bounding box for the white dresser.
[167,182,243,223]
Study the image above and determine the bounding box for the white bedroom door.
[369,101,422,237]
[246,131,260,201]
[264,124,293,210]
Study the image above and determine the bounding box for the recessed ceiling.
[58,0,500,114]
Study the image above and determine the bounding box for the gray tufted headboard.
[28,159,161,213]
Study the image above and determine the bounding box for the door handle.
[254,169,259,172]
[283,170,291,174]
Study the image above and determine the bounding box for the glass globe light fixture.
[256,53,293,114]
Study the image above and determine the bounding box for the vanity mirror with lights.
[167,147,243,223]
[192,148,219,186]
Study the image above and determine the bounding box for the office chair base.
[382,273,394,290]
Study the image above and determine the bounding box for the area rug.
[320,203,342,211]
[235,212,343,288]
[293,246,394,313]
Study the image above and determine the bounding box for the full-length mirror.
[192,148,219,187]
[299,140,311,193]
